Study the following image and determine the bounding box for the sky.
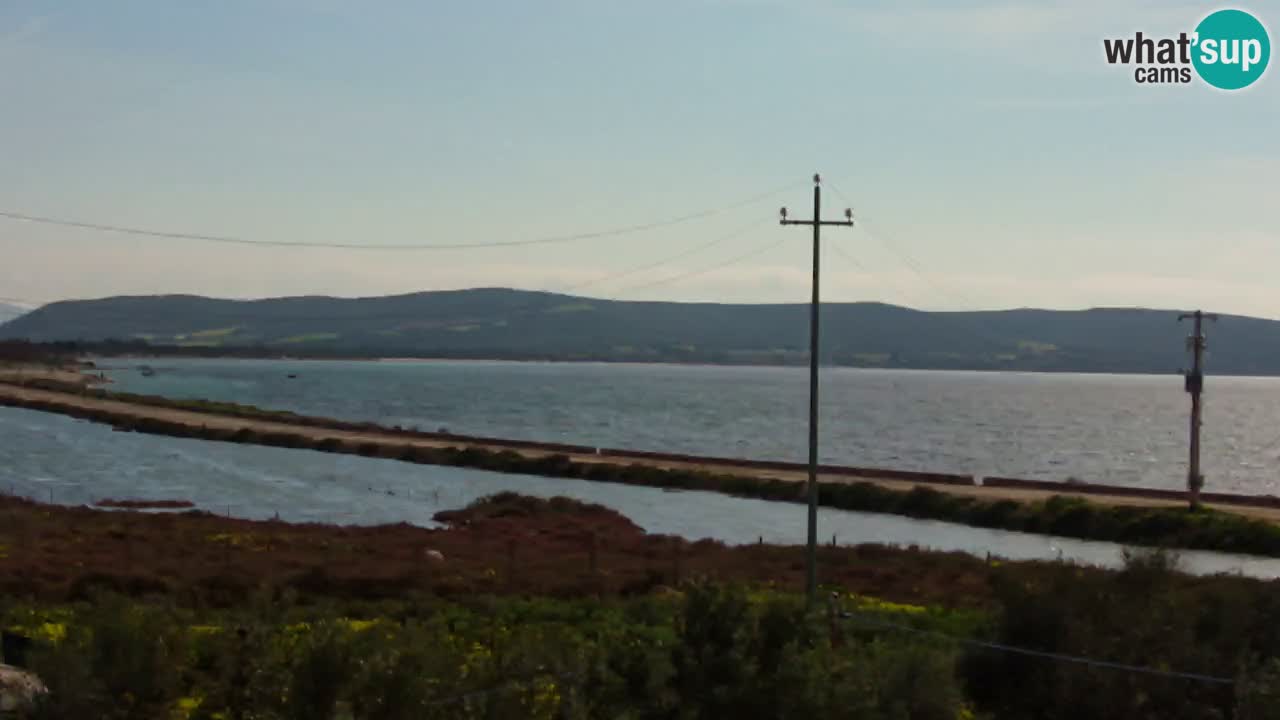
[0,0,1277,316]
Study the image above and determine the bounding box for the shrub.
[26,636,98,720]
[281,623,352,720]
[1237,659,1280,720]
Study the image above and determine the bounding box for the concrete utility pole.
[1179,310,1217,510]
[779,174,853,607]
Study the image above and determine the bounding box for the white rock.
[0,664,48,713]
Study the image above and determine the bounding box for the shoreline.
[81,353,1280,382]
[0,490,1061,606]
[1,365,1268,513]
[0,371,1231,512]
[69,349,1279,378]
[9,371,1280,558]
[0,363,110,387]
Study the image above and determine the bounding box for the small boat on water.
[138,365,156,377]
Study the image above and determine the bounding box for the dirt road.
[4,376,1280,524]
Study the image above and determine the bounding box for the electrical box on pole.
[1178,310,1217,510]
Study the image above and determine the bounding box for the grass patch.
[544,302,595,314]
[187,327,239,339]
[270,333,340,345]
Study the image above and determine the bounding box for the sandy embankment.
[2,364,1278,524]
[0,363,108,387]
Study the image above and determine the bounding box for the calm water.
[4,404,1280,578]
[98,358,1280,494]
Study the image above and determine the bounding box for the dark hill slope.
[2,289,1275,374]
[0,303,27,325]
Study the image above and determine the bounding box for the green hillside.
[2,288,1275,374]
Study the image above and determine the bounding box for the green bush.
[4,586,979,720]
[281,622,352,720]
[26,636,99,720]
[21,573,1280,720]
[22,596,187,719]
[1237,659,1280,720]
[964,549,1246,720]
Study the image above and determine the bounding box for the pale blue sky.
[1,0,1277,315]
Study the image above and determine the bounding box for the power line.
[825,181,990,311]
[827,240,867,272]
[831,243,944,310]
[616,229,785,293]
[828,238,1005,341]
[840,611,1234,685]
[369,220,768,327]
[0,221,769,319]
[558,218,767,294]
[826,241,935,310]
[825,180,1026,353]
[0,182,800,251]
[856,222,987,309]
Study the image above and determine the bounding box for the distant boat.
[287,374,298,379]
[138,365,156,377]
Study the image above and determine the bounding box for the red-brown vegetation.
[0,492,1002,608]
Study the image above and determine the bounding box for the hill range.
[2,288,1276,374]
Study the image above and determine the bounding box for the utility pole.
[1179,310,1217,510]
[780,174,853,607]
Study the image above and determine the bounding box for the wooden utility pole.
[1179,310,1217,510]
[780,174,853,606]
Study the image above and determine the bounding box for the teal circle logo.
[1192,9,1271,90]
